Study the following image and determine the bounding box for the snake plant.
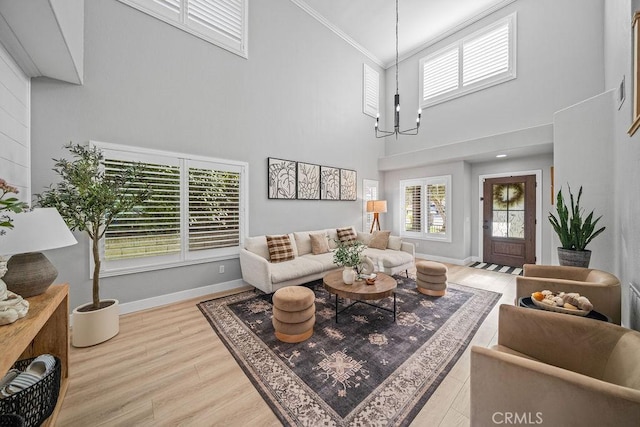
[548,185,605,251]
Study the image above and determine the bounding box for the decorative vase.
[342,267,356,285]
[72,299,120,347]
[557,248,591,268]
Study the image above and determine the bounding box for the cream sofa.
[239,227,415,293]
[471,305,640,426]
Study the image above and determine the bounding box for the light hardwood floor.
[56,263,517,426]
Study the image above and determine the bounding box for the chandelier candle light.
[375,0,422,139]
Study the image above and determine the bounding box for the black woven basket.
[0,414,24,427]
[0,356,61,427]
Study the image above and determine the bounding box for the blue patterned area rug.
[198,276,501,426]
[468,262,523,276]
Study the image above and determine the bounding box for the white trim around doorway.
[477,170,542,264]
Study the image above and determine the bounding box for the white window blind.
[119,0,247,58]
[420,13,516,107]
[463,22,509,86]
[363,64,379,117]
[422,47,458,101]
[95,141,247,276]
[400,176,451,242]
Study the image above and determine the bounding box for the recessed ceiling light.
[496,154,507,158]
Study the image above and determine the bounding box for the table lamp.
[366,200,387,233]
[0,208,77,297]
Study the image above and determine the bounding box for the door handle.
[483,225,489,230]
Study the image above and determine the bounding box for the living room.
[1,0,639,425]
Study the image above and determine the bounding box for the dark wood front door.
[482,175,536,268]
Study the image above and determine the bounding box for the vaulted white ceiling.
[294,0,515,67]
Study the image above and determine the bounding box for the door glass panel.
[491,183,525,239]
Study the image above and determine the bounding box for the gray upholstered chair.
[515,264,621,324]
[471,305,640,426]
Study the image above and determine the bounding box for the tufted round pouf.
[415,260,448,296]
[272,286,316,343]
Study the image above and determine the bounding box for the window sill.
[99,253,239,278]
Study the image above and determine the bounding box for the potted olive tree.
[548,185,605,267]
[37,144,151,347]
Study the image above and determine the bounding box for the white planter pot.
[72,299,119,347]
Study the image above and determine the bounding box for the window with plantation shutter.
[118,0,247,58]
[363,64,379,118]
[400,176,451,242]
[94,141,248,277]
[420,13,516,108]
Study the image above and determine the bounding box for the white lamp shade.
[366,200,387,213]
[0,208,77,256]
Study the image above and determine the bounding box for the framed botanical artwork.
[340,169,357,201]
[320,166,340,200]
[297,162,320,200]
[268,158,296,199]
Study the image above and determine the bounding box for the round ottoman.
[416,260,448,296]
[272,286,316,343]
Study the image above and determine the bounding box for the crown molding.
[289,0,384,68]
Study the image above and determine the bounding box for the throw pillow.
[388,235,402,250]
[310,233,330,254]
[369,230,391,250]
[336,227,357,244]
[357,232,372,245]
[266,234,295,263]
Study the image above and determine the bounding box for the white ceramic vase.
[72,299,120,347]
[342,267,356,285]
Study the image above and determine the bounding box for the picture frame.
[340,169,357,201]
[320,166,340,200]
[268,158,296,199]
[297,162,320,200]
[629,11,640,136]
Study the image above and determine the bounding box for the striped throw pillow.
[336,227,357,244]
[266,234,295,263]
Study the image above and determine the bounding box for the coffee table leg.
[335,294,339,323]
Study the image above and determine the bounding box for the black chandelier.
[375,0,421,139]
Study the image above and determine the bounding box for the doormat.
[197,275,501,426]
[468,262,523,276]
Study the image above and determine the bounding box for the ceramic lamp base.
[3,252,58,298]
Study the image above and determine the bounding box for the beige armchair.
[516,264,621,324]
[471,305,640,426]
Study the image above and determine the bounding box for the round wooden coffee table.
[322,270,397,323]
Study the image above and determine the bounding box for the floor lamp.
[367,200,387,233]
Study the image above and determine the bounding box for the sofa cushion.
[388,236,402,250]
[337,227,357,244]
[302,252,337,272]
[266,234,295,263]
[602,332,640,390]
[364,248,413,268]
[357,232,372,245]
[245,236,270,260]
[327,229,339,249]
[369,230,391,249]
[310,233,330,254]
[270,257,324,284]
[294,230,326,256]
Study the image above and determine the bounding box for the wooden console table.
[0,284,69,426]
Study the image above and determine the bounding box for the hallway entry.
[482,175,536,268]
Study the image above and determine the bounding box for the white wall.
[30,0,385,310]
[604,0,640,327]
[381,0,605,157]
[0,42,29,201]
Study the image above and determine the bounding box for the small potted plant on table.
[333,240,365,284]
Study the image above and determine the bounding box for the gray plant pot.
[557,248,591,268]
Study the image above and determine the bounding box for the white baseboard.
[70,279,247,326]
[415,252,474,266]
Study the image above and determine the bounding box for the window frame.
[400,175,452,242]
[419,13,516,108]
[118,0,248,59]
[90,140,248,278]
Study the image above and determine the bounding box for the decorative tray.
[530,294,590,316]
